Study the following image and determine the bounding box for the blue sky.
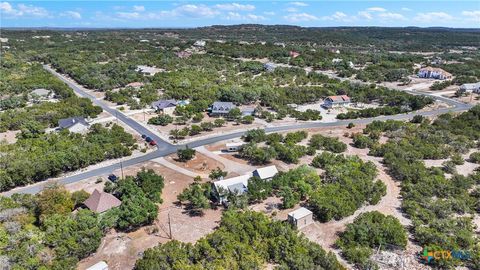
[1,1,479,28]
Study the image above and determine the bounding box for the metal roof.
[253,165,278,180]
[288,207,313,219]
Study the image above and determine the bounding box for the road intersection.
[0,66,472,196]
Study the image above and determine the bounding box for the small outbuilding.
[252,165,278,181]
[288,207,313,229]
[84,189,122,213]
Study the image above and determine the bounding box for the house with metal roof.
[322,95,351,109]
[213,174,251,204]
[83,189,122,213]
[210,101,236,116]
[460,82,480,93]
[151,99,177,115]
[253,165,278,181]
[57,116,90,133]
[288,207,313,229]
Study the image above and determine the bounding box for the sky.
[1,1,479,28]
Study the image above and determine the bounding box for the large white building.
[418,67,452,80]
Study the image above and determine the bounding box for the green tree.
[177,147,196,162]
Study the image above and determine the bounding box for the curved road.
[1,67,472,196]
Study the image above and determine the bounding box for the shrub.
[177,147,196,162]
[148,114,173,126]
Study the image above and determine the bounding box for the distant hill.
[2,24,479,50]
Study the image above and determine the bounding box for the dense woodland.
[0,124,136,191]
[0,169,164,269]
[135,210,344,270]
[360,106,480,269]
[2,26,476,125]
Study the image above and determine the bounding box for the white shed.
[252,165,278,181]
[288,207,313,229]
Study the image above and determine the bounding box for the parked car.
[108,174,118,182]
[145,136,152,142]
[150,140,157,146]
[141,134,146,139]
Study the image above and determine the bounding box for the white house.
[193,40,206,47]
[213,174,251,203]
[322,95,351,109]
[288,207,313,229]
[252,165,278,181]
[57,117,90,133]
[226,142,245,152]
[264,62,276,72]
[459,82,480,93]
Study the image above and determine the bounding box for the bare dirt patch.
[77,161,223,270]
[0,130,20,144]
[165,152,225,174]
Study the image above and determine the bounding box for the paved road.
[43,65,175,153]
[1,67,472,196]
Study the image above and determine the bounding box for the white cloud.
[1,2,49,18]
[462,10,480,21]
[264,11,275,16]
[174,4,219,18]
[245,14,265,21]
[225,11,265,21]
[284,12,318,22]
[0,2,14,13]
[378,12,405,20]
[285,7,298,13]
[215,3,255,11]
[401,7,412,12]
[289,2,308,7]
[133,5,145,12]
[116,12,140,19]
[322,11,351,22]
[367,7,386,12]
[62,11,81,19]
[414,12,453,23]
[358,11,372,20]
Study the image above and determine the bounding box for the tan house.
[288,207,313,229]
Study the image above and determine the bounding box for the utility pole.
[168,212,173,239]
[120,161,124,179]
